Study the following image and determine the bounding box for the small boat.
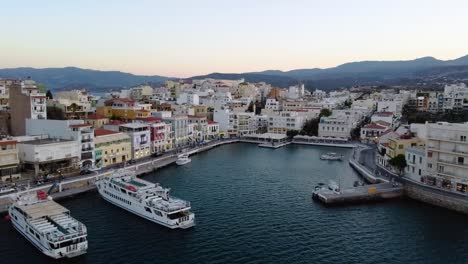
[176,153,191,165]
[320,152,343,161]
[353,180,364,187]
[328,180,340,193]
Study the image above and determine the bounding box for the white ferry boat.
[176,153,191,165]
[96,170,195,229]
[8,191,88,259]
[320,152,343,161]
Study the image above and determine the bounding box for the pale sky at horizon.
[1,0,468,77]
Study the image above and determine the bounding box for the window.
[428,152,433,158]
[458,157,464,164]
[461,135,467,142]
[419,157,422,164]
[418,169,421,175]
[398,145,404,149]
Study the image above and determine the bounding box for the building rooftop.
[120,123,149,129]
[21,138,74,145]
[69,123,92,128]
[107,120,127,126]
[87,113,108,120]
[0,140,17,145]
[95,128,120,137]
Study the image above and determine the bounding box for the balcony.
[82,147,94,152]
[81,138,92,143]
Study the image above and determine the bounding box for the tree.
[300,118,320,136]
[320,108,332,117]
[344,99,353,108]
[389,154,407,175]
[286,129,299,139]
[47,106,65,120]
[46,90,53,99]
[246,102,254,113]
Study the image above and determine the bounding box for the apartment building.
[86,113,109,129]
[163,116,189,148]
[118,123,151,160]
[424,122,468,191]
[94,129,131,168]
[9,80,47,136]
[267,111,305,134]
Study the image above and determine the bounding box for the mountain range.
[1,55,468,92]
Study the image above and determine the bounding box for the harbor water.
[2,143,468,264]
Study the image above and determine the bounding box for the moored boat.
[96,169,195,229]
[176,153,191,165]
[8,191,88,259]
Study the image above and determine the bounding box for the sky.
[1,0,468,77]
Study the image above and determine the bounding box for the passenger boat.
[320,152,343,161]
[8,191,88,259]
[96,169,195,229]
[176,153,191,165]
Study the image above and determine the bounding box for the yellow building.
[98,98,152,120]
[96,106,112,118]
[387,136,425,158]
[189,105,208,117]
[86,113,109,128]
[94,129,131,168]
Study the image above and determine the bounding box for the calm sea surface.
[1,143,468,264]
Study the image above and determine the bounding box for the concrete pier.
[313,183,403,205]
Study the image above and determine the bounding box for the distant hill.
[2,55,468,92]
[0,67,170,91]
[190,55,468,90]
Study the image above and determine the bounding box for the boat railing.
[46,226,87,242]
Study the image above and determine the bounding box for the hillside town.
[0,77,468,213]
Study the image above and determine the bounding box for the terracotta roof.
[135,117,161,123]
[106,120,127,125]
[0,140,17,146]
[207,120,218,124]
[374,112,394,116]
[188,115,206,119]
[94,128,120,137]
[87,113,108,120]
[69,123,92,128]
[363,123,386,129]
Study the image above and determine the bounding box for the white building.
[119,123,151,160]
[424,122,468,191]
[267,111,305,134]
[17,138,80,177]
[177,92,200,106]
[265,98,281,111]
[163,116,189,148]
[26,119,95,168]
[443,83,468,112]
[319,110,367,139]
[405,147,426,182]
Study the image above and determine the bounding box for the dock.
[258,142,291,149]
[312,183,403,205]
